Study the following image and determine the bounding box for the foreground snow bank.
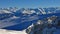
[0,29,27,34]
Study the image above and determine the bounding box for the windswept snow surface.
[0,29,27,34]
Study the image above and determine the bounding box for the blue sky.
[0,0,60,8]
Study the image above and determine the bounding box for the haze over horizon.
[0,0,60,8]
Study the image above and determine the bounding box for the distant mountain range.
[0,7,60,31]
[0,7,60,20]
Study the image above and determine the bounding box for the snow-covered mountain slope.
[0,10,12,14]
